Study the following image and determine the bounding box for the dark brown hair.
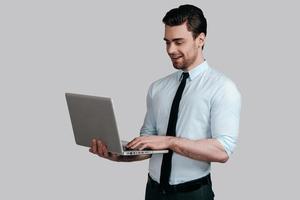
[162,4,207,39]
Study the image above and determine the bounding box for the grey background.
[0,0,299,199]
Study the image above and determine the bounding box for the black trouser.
[145,174,215,200]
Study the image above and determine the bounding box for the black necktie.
[160,72,189,187]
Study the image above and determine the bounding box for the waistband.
[147,173,212,193]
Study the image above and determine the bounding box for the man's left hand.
[126,135,174,150]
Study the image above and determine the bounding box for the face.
[164,22,205,71]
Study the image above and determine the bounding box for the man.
[90,4,241,200]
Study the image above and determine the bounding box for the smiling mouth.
[171,56,182,60]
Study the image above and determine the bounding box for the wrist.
[168,136,177,150]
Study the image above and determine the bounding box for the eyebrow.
[163,38,185,42]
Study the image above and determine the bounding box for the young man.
[90,4,241,200]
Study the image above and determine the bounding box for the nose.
[166,43,177,55]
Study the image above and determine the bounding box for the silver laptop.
[65,93,168,156]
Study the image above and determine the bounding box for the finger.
[139,143,151,151]
[92,138,97,153]
[131,137,151,149]
[131,141,145,150]
[97,140,103,156]
[126,138,137,148]
[127,137,142,148]
[102,144,108,157]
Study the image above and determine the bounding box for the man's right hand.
[89,139,120,162]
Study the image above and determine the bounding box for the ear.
[197,33,206,49]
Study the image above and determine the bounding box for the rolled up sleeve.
[210,80,242,157]
[140,83,157,136]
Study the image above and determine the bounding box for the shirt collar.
[177,60,209,81]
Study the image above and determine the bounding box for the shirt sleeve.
[210,79,242,157]
[140,83,157,136]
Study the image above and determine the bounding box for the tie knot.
[181,72,189,81]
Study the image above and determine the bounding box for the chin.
[172,63,186,70]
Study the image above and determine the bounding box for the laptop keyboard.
[122,145,151,151]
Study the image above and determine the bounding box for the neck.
[183,54,205,72]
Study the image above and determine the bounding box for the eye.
[175,41,184,45]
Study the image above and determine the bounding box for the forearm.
[169,137,229,163]
[110,153,151,162]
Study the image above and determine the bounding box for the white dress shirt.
[140,61,242,185]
